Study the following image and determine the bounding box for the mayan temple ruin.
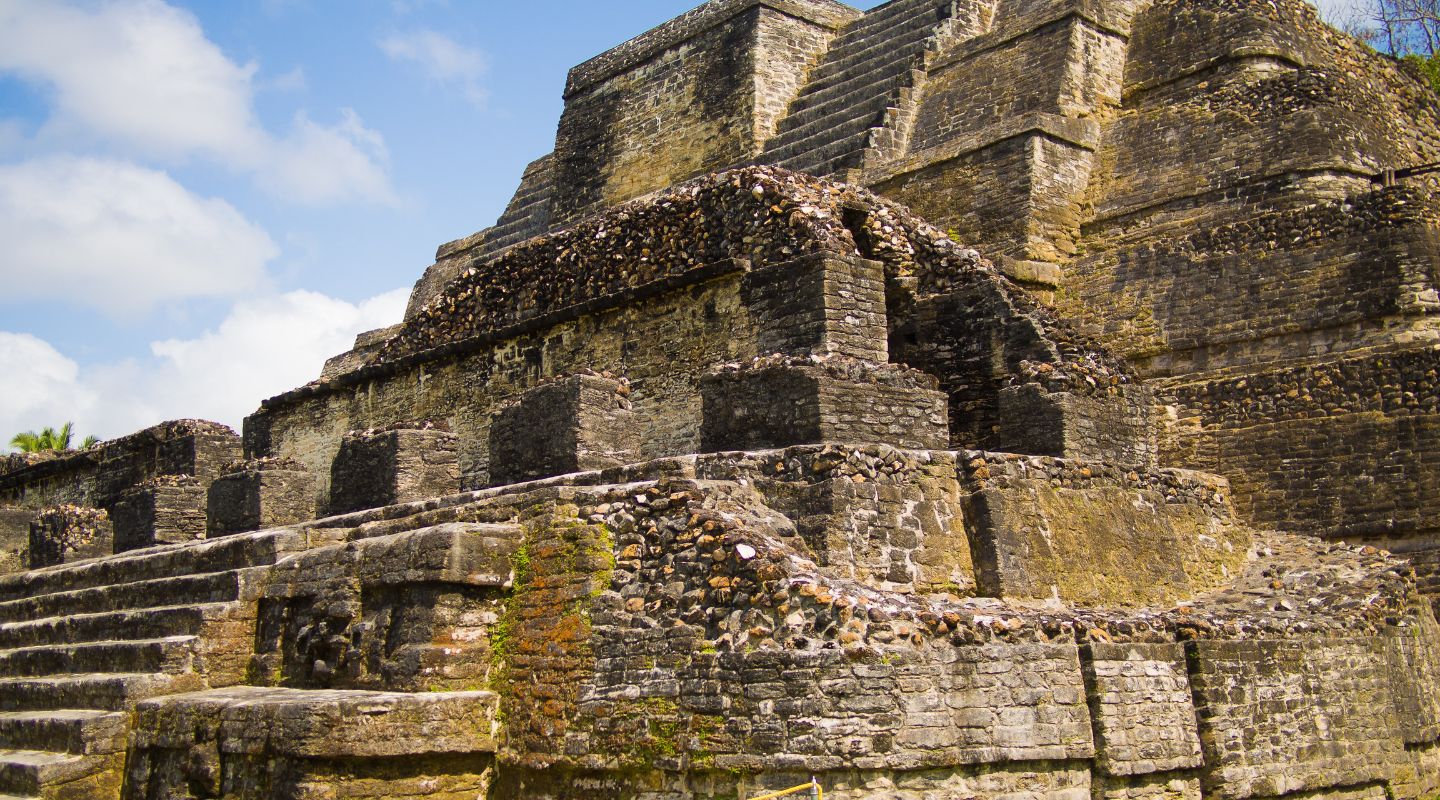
[4,0,1440,797]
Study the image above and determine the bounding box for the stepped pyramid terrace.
[5,0,1440,797]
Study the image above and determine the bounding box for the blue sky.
[0,0,1344,448]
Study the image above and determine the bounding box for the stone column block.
[993,382,1155,467]
[0,505,37,574]
[207,460,317,537]
[743,252,889,362]
[111,478,209,553]
[28,505,112,567]
[700,355,948,452]
[1082,642,1203,777]
[489,373,639,486]
[325,424,460,516]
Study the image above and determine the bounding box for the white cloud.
[0,156,276,315]
[380,29,488,108]
[0,334,98,443]
[0,288,409,445]
[267,67,308,93]
[0,0,394,206]
[261,110,393,205]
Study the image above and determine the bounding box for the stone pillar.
[700,356,948,452]
[207,460,317,537]
[28,505,112,567]
[993,382,1156,467]
[111,478,209,553]
[489,373,639,486]
[326,424,460,516]
[0,505,37,574]
[742,252,889,362]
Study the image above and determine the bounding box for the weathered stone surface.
[1083,642,1203,777]
[700,355,949,452]
[324,424,460,516]
[206,459,316,537]
[5,0,1440,795]
[110,478,208,553]
[959,452,1249,606]
[0,505,35,575]
[489,372,640,485]
[0,420,239,513]
[27,506,112,568]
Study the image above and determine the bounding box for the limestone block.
[700,357,948,452]
[111,479,208,553]
[123,686,498,799]
[488,373,639,486]
[325,425,459,516]
[1083,642,1203,776]
[0,505,35,574]
[993,382,1156,467]
[1186,638,1407,798]
[206,462,316,537]
[695,446,976,594]
[27,505,112,567]
[1381,604,1440,745]
[253,523,519,690]
[960,454,1250,606]
[742,252,890,363]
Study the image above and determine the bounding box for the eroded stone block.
[994,382,1156,467]
[0,505,35,574]
[207,460,316,536]
[325,424,460,516]
[960,453,1250,606]
[700,356,948,451]
[1187,638,1406,798]
[1083,642,1203,776]
[27,505,112,567]
[489,373,639,486]
[111,478,208,553]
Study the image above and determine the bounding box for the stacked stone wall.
[0,505,33,574]
[552,2,847,223]
[0,420,240,515]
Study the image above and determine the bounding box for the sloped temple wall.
[8,0,1440,796]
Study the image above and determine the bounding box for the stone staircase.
[0,531,300,799]
[760,0,975,179]
[471,153,555,265]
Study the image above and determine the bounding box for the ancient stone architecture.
[4,0,1440,797]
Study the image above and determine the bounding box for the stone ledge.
[130,686,499,758]
[565,0,859,97]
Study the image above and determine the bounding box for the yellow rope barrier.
[747,778,823,800]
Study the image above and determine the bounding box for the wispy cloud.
[0,156,276,316]
[0,288,409,442]
[379,28,488,109]
[0,0,395,206]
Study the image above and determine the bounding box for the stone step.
[0,530,288,604]
[0,673,202,713]
[769,103,890,159]
[836,0,943,40]
[0,711,127,756]
[0,571,245,625]
[132,686,502,758]
[775,72,906,136]
[0,637,198,679]
[771,132,872,176]
[804,21,937,88]
[0,749,107,797]
[0,603,234,651]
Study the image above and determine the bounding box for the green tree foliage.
[8,422,99,454]
[1403,52,1440,93]
[1334,0,1440,92]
